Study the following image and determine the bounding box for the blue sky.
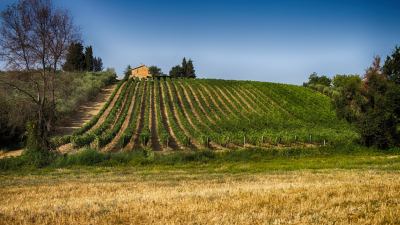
[1,0,399,84]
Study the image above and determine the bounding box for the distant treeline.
[63,43,103,72]
[304,46,400,149]
[169,57,196,78]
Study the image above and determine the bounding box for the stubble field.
[1,168,399,225]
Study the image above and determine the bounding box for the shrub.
[74,149,105,165]
[21,148,57,168]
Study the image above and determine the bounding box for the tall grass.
[2,144,399,171]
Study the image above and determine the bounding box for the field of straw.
[1,169,399,225]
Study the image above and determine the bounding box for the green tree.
[63,42,85,72]
[169,65,183,78]
[186,59,196,78]
[149,66,162,78]
[357,57,397,148]
[334,56,399,148]
[123,65,132,80]
[304,72,332,87]
[332,75,364,123]
[93,57,103,72]
[84,46,94,71]
[0,0,79,151]
[385,83,400,126]
[383,46,400,85]
[332,74,361,88]
[181,57,187,77]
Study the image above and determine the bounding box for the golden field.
[1,169,399,225]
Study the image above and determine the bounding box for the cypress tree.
[383,46,400,85]
[93,57,103,72]
[63,42,85,72]
[84,46,94,71]
[187,59,196,78]
[148,66,162,78]
[169,65,183,78]
[124,65,132,80]
[181,57,187,78]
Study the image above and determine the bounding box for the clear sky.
[0,0,399,84]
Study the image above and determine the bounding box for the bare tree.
[0,0,80,150]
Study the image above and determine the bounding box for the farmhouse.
[131,64,150,79]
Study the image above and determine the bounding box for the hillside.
[55,78,357,152]
[0,71,116,149]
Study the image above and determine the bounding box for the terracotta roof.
[132,64,147,70]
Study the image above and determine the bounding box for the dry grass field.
[1,169,399,225]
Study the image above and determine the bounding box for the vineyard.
[53,78,357,152]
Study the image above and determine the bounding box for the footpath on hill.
[0,84,117,159]
[56,84,117,135]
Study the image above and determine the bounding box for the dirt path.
[87,82,127,133]
[55,84,118,136]
[103,82,139,152]
[158,80,180,150]
[0,149,23,159]
[131,81,148,149]
[1,84,119,158]
[164,81,200,150]
[149,82,161,151]
[57,83,129,153]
